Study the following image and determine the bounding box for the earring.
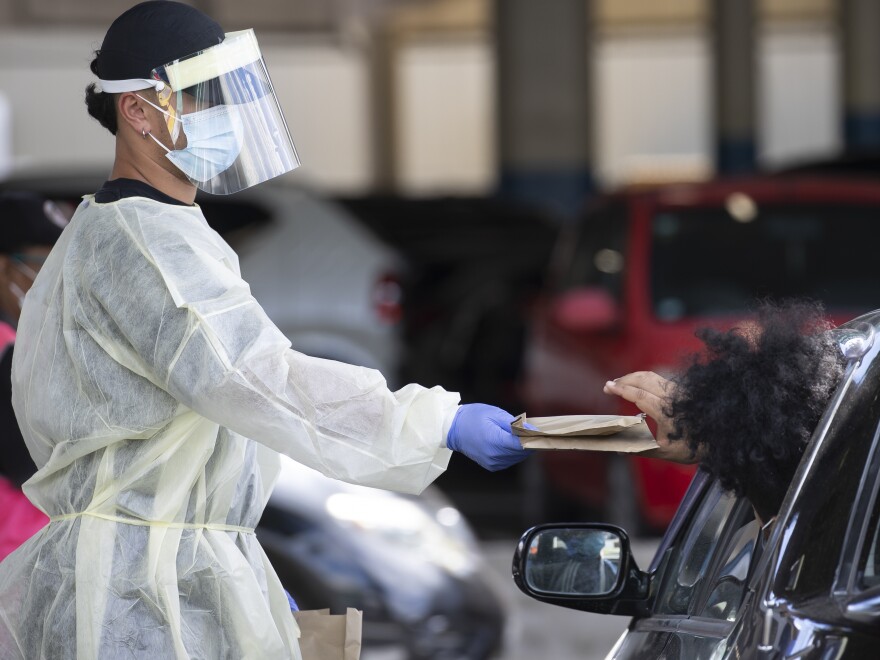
[142,129,148,139]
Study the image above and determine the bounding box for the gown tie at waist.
[48,510,255,534]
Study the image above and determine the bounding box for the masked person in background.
[0,3,529,658]
[0,192,68,561]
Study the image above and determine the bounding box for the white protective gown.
[0,195,459,659]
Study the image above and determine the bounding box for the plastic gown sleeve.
[81,203,458,494]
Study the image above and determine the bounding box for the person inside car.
[603,300,847,527]
[605,301,847,621]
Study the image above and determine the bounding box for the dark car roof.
[0,169,273,235]
[773,150,880,177]
[590,174,880,213]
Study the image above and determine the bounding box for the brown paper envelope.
[512,412,647,437]
[512,413,658,452]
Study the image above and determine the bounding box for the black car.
[511,311,880,658]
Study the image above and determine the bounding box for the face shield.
[99,30,300,195]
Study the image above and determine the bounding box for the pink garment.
[0,323,47,562]
[0,476,47,561]
[0,323,13,348]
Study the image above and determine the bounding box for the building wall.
[0,16,842,194]
[395,36,495,194]
[0,29,373,192]
[594,21,839,184]
[760,24,839,167]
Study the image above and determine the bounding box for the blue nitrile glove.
[446,403,533,471]
[285,589,299,611]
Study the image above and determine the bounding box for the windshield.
[651,204,880,321]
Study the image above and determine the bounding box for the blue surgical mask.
[166,105,245,183]
[139,95,244,183]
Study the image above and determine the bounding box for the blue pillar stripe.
[844,113,880,149]
[497,167,595,221]
[715,138,756,175]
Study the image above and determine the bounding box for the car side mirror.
[550,287,620,333]
[513,523,650,617]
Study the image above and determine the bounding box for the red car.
[520,175,880,532]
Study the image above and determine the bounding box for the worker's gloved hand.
[446,403,532,471]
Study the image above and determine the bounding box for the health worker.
[0,2,529,659]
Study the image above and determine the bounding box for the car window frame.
[838,410,880,616]
[652,481,735,613]
[650,480,757,617]
[764,354,876,604]
[552,198,628,300]
[690,506,760,622]
[629,472,762,642]
[743,318,880,632]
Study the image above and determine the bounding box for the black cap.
[96,1,224,82]
[0,192,68,253]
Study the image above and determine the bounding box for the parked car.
[0,171,506,659]
[512,311,880,658]
[1,171,406,384]
[262,456,506,660]
[520,175,880,532]
[338,194,559,535]
[337,194,558,411]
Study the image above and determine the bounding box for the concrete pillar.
[367,25,398,192]
[711,0,757,175]
[840,0,880,150]
[494,0,593,219]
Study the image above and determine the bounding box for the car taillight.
[373,272,403,324]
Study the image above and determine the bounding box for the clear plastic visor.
[152,29,299,195]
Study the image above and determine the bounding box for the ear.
[117,92,151,138]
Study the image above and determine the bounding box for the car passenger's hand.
[603,371,698,464]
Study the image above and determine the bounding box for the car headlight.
[325,492,478,578]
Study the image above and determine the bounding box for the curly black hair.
[668,300,847,522]
[84,54,118,135]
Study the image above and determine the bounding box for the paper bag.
[512,413,658,453]
[293,608,362,660]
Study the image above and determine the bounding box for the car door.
[728,329,880,659]
[610,473,761,659]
